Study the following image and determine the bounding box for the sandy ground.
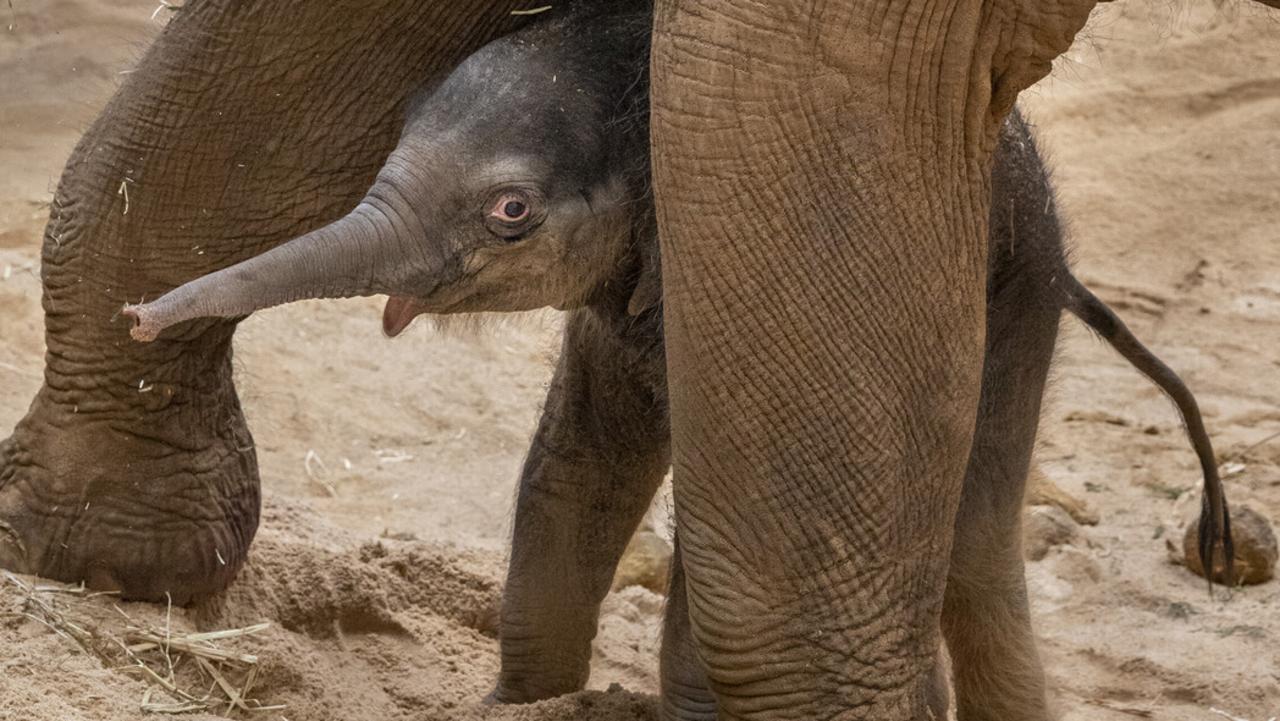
[1,1,1278,719]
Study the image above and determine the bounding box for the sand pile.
[2,497,661,721]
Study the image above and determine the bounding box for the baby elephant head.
[124,8,652,341]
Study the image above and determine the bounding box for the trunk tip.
[120,303,161,343]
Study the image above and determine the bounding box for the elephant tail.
[1056,272,1234,592]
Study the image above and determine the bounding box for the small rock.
[1023,505,1081,561]
[612,530,672,593]
[1183,505,1278,586]
[1027,466,1099,525]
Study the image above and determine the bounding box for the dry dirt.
[1,1,1278,720]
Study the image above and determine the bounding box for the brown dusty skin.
[1,1,1278,720]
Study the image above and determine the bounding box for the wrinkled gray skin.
[123,7,1231,720]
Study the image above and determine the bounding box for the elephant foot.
[487,676,586,705]
[490,605,598,704]
[660,686,716,721]
[0,383,259,604]
[489,655,591,704]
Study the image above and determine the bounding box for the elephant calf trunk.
[123,204,399,342]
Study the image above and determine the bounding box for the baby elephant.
[124,5,1232,720]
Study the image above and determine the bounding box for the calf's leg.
[493,310,670,702]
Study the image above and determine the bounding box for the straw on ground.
[2,572,282,717]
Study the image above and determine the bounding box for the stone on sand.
[1028,466,1100,526]
[612,530,672,594]
[1182,504,1277,586]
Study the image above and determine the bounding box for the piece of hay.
[2,572,283,716]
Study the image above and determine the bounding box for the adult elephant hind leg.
[942,279,1059,721]
[660,537,716,721]
[941,111,1065,721]
[942,339,1056,721]
[924,652,952,721]
[494,310,670,702]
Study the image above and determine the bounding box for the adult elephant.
[0,0,1268,718]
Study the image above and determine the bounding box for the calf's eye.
[490,192,531,223]
[485,189,542,240]
[502,200,528,221]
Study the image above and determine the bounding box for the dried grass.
[509,5,553,15]
[2,571,282,717]
[303,449,337,497]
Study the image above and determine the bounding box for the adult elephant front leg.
[0,0,532,602]
[650,0,1094,717]
[494,309,670,702]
